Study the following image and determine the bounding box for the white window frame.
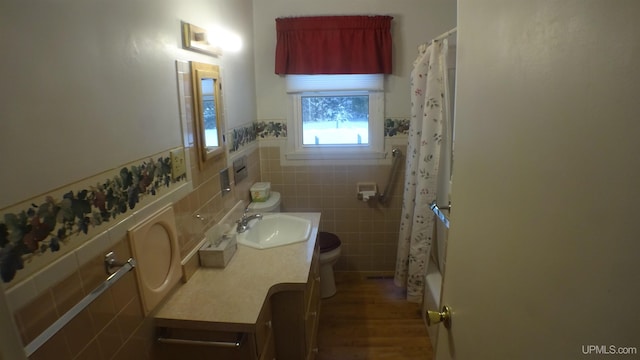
[285,75,385,161]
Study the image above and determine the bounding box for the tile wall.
[14,236,152,360]
[11,143,259,360]
[259,145,405,273]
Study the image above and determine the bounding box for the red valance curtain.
[275,15,393,75]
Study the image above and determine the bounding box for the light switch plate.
[219,168,231,196]
[170,148,186,180]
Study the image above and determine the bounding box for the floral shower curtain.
[394,39,449,302]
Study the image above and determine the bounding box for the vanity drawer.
[304,274,320,352]
[155,300,272,360]
[304,242,321,356]
[271,236,321,360]
[259,329,276,360]
[155,327,256,360]
[255,298,273,359]
[306,338,319,360]
[304,243,320,306]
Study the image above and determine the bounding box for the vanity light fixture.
[181,21,222,56]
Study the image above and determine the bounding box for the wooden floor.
[317,272,434,360]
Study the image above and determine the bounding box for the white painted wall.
[252,0,457,120]
[0,0,256,209]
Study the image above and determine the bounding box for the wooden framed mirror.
[190,61,225,167]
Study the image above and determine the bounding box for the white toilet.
[318,231,342,298]
[246,191,281,212]
[247,191,342,298]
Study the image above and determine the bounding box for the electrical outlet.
[170,148,186,180]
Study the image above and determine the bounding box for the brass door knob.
[426,305,452,328]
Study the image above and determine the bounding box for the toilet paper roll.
[359,191,377,202]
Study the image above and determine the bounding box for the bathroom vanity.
[153,212,321,360]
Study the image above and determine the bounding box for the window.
[286,74,385,160]
[301,93,369,145]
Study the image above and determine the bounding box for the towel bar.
[379,148,403,204]
[24,257,136,357]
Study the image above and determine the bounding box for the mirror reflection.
[190,61,225,166]
[200,78,219,147]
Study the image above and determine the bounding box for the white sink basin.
[236,213,311,249]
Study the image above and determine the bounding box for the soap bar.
[199,234,237,268]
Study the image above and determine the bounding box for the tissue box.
[199,234,237,268]
[250,182,271,202]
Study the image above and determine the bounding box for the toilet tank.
[247,191,281,212]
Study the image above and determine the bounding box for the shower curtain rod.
[430,27,457,44]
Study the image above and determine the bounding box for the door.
[433,2,640,359]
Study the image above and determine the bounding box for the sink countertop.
[154,212,320,332]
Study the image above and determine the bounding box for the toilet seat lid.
[319,231,341,253]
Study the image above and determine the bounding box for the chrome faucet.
[236,209,262,233]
